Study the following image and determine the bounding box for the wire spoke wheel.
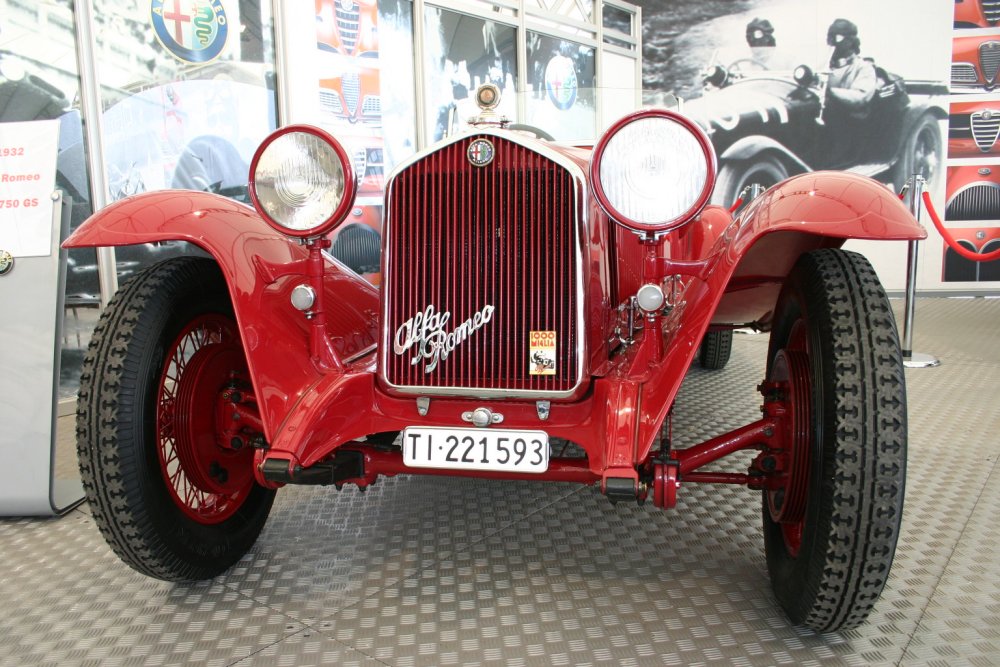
[157,315,254,524]
[76,258,275,581]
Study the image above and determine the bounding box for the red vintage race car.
[66,85,922,633]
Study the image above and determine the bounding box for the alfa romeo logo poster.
[0,120,59,258]
[151,0,229,63]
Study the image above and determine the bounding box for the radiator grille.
[382,135,581,395]
[342,73,360,115]
[981,41,1000,83]
[971,110,1000,151]
[334,3,360,54]
[946,183,1000,221]
[983,0,1000,23]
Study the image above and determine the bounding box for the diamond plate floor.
[1,297,997,667]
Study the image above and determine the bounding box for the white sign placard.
[0,120,60,258]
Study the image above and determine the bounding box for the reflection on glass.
[0,0,99,398]
[602,5,632,35]
[526,32,596,141]
[90,0,278,283]
[422,7,517,142]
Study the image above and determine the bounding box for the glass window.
[525,32,596,141]
[422,7,517,142]
[0,0,100,397]
[91,0,278,281]
[602,4,632,36]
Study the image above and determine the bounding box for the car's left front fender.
[63,190,380,443]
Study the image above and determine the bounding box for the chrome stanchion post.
[901,175,940,368]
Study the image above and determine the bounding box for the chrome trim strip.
[344,343,376,365]
[378,129,589,399]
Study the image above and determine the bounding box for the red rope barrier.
[922,191,1000,262]
[728,198,743,214]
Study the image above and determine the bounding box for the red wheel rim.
[768,321,812,558]
[156,314,255,524]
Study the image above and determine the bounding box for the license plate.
[402,427,549,473]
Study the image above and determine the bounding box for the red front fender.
[635,171,926,460]
[64,190,379,443]
[708,171,926,326]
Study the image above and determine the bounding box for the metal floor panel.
[1,296,998,667]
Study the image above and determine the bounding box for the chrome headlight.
[249,125,357,238]
[591,109,717,234]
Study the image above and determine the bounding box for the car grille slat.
[983,0,1000,23]
[946,183,1000,221]
[334,4,360,53]
[384,136,579,395]
[343,73,360,115]
[971,111,1000,150]
[980,41,1000,83]
[952,63,979,86]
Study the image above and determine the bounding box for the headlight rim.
[248,124,358,239]
[590,108,717,234]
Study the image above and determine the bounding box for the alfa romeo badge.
[0,250,13,276]
[467,139,495,167]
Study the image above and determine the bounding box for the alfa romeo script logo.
[394,304,494,373]
[467,139,495,167]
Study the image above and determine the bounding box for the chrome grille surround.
[980,41,1000,84]
[379,130,587,399]
[971,110,1000,151]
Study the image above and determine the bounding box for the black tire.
[762,249,906,632]
[76,257,275,581]
[893,114,941,192]
[699,329,733,369]
[714,154,788,211]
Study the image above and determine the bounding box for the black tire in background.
[893,113,942,192]
[715,154,787,212]
[699,329,733,369]
[762,249,907,632]
[76,257,275,581]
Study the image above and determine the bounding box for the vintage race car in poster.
[65,84,922,633]
[688,62,947,206]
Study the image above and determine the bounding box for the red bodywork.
[64,130,924,497]
[955,0,1000,28]
[951,35,1000,91]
